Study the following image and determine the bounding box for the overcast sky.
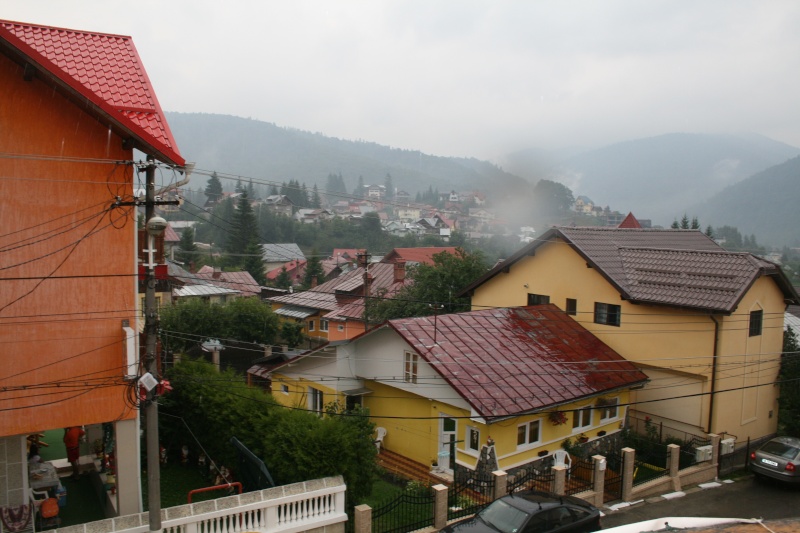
[3,1,800,161]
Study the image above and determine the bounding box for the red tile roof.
[387,305,648,420]
[461,227,799,313]
[382,247,458,265]
[0,19,183,166]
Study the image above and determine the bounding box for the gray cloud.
[4,0,799,160]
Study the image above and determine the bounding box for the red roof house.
[1,19,184,515]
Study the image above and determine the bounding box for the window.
[467,426,480,451]
[566,298,577,316]
[598,398,619,420]
[594,302,621,326]
[320,319,329,332]
[404,351,418,383]
[749,310,763,337]
[281,384,289,395]
[308,387,323,414]
[527,293,550,306]
[308,320,315,331]
[516,420,541,447]
[572,406,592,430]
[338,324,345,332]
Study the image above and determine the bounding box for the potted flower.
[577,433,589,443]
[548,411,568,426]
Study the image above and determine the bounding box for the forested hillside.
[166,112,528,200]
[696,156,800,247]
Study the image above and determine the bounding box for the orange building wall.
[0,53,138,435]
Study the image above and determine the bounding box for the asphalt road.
[600,473,800,529]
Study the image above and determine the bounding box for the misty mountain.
[166,112,528,199]
[695,155,800,247]
[506,133,799,226]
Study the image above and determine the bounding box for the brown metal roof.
[387,304,649,420]
[461,227,798,313]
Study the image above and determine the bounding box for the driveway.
[600,474,800,529]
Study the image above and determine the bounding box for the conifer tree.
[204,171,223,204]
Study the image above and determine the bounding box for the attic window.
[404,351,418,384]
[527,294,550,306]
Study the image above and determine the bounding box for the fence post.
[591,455,606,507]
[552,465,567,495]
[666,443,681,491]
[492,470,508,500]
[621,447,635,502]
[433,484,449,531]
[354,504,372,533]
[709,434,721,468]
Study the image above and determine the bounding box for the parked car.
[749,436,800,483]
[440,490,602,533]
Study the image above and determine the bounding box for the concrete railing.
[52,476,347,533]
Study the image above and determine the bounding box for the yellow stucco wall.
[470,237,784,441]
[272,370,632,472]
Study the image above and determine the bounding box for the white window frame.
[320,319,329,332]
[404,351,418,384]
[516,419,541,449]
[337,324,345,332]
[599,398,619,421]
[281,384,289,395]
[308,386,323,414]
[572,406,592,431]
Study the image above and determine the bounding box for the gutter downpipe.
[708,315,721,433]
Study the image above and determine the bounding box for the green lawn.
[142,463,224,510]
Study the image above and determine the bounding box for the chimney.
[213,268,222,279]
[311,276,318,288]
[394,261,406,282]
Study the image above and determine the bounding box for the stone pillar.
[354,504,372,533]
[433,484,449,531]
[621,447,635,502]
[667,443,682,491]
[709,434,721,467]
[492,470,508,500]
[552,465,567,495]
[592,455,606,507]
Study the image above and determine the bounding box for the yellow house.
[265,305,647,473]
[460,224,799,443]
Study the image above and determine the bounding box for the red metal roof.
[0,19,183,166]
[388,305,649,420]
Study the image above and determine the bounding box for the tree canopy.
[160,359,379,504]
[372,248,489,320]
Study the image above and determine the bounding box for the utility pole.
[117,156,180,531]
[143,156,162,532]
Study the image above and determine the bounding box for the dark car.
[440,490,602,533]
[749,436,800,483]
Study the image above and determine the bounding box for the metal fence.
[564,457,594,496]
[447,472,495,522]
[507,458,556,493]
[370,483,435,533]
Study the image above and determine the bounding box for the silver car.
[749,436,800,483]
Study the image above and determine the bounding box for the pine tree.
[384,173,394,200]
[355,176,365,197]
[680,214,690,229]
[242,241,266,286]
[311,184,322,208]
[269,184,279,196]
[227,193,259,260]
[302,251,325,289]
[204,171,223,204]
[176,227,198,264]
[705,225,714,239]
[247,179,256,199]
[691,216,700,229]
[275,266,292,289]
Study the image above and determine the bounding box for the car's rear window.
[761,441,800,460]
